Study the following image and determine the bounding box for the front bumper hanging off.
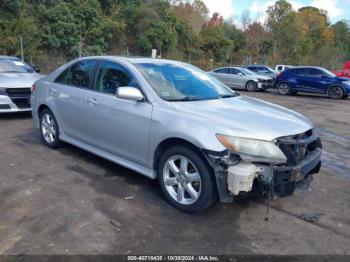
[203,131,322,203]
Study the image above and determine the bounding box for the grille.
[5,88,31,109]
[277,129,321,166]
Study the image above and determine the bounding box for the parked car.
[0,56,44,113]
[208,67,274,92]
[333,61,350,78]
[275,66,350,99]
[242,65,277,78]
[31,57,322,213]
[275,65,293,73]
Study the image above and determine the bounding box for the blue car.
[275,66,350,99]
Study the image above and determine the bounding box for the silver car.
[0,56,44,113]
[31,56,322,213]
[209,67,274,91]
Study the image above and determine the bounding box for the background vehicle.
[0,56,44,113]
[31,56,322,213]
[333,61,350,78]
[242,65,277,78]
[209,67,274,92]
[275,65,293,73]
[275,66,350,99]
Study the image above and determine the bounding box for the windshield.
[134,62,237,101]
[239,68,254,75]
[321,68,336,78]
[0,58,34,73]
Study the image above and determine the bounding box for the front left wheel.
[328,85,344,99]
[40,109,61,148]
[158,146,216,213]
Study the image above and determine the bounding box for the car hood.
[171,96,313,141]
[251,75,272,80]
[0,73,45,88]
[336,77,350,82]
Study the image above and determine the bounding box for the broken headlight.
[216,134,287,164]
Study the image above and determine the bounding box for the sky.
[200,0,350,24]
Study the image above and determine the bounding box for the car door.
[50,59,97,143]
[230,68,246,89]
[211,68,231,86]
[84,60,153,166]
[299,68,327,93]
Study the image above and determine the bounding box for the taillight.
[31,84,36,93]
[277,72,282,78]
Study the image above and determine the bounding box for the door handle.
[87,98,98,105]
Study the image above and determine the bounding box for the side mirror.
[238,72,244,76]
[116,87,144,102]
[31,65,40,73]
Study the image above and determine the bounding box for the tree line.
[0,0,349,71]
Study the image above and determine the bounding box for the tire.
[158,145,216,213]
[278,82,292,95]
[40,108,61,148]
[246,81,258,92]
[327,85,344,100]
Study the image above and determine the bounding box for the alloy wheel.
[278,83,290,95]
[328,86,343,99]
[41,113,57,144]
[163,155,202,205]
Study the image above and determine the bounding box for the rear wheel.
[328,85,344,99]
[40,109,61,148]
[158,146,216,213]
[246,81,258,92]
[278,82,292,95]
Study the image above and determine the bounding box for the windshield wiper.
[166,96,201,102]
[0,71,24,73]
[219,93,239,98]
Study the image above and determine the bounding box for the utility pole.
[20,36,24,61]
[78,42,82,58]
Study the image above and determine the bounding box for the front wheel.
[246,81,258,92]
[158,146,216,213]
[278,82,292,95]
[328,85,344,99]
[40,109,61,148]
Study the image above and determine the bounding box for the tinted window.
[277,66,283,71]
[306,68,323,77]
[230,68,241,75]
[289,68,306,76]
[56,60,97,88]
[247,67,257,72]
[215,68,229,74]
[55,67,70,84]
[95,61,139,94]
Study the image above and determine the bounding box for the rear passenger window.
[55,60,97,89]
[95,61,139,95]
[215,68,229,74]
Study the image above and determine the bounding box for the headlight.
[216,134,287,164]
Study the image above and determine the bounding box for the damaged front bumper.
[203,132,322,203]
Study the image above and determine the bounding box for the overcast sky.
[200,0,349,24]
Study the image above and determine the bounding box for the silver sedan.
[31,56,322,213]
[209,67,274,91]
[0,56,44,113]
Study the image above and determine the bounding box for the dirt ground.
[0,90,349,255]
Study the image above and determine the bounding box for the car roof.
[287,66,324,70]
[0,55,20,60]
[72,56,186,66]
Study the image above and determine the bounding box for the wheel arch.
[38,104,51,117]
[327,84,346,95]
[153,137,211,175]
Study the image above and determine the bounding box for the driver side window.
[95,61,139,95]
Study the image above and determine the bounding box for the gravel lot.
[0,90,349,255]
